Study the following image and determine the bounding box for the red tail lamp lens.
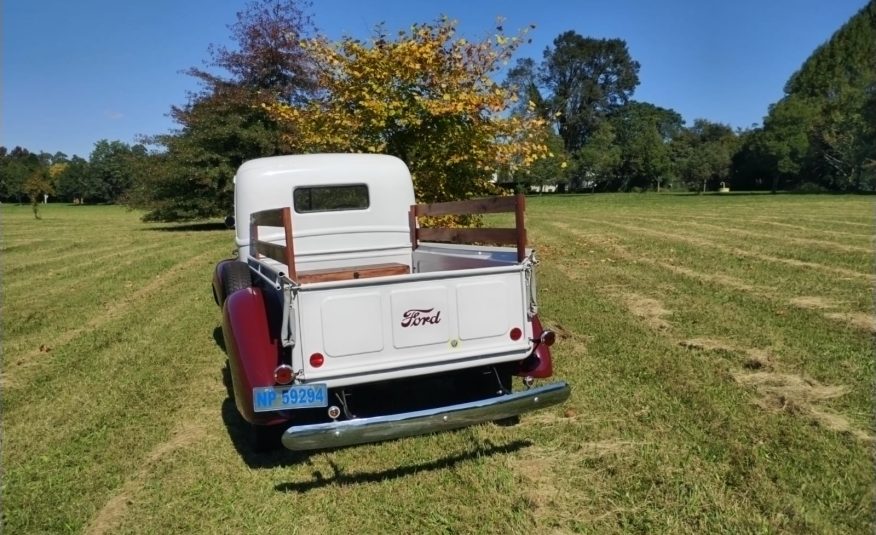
[309,353,325,368]
[510,327,523,341]
[273,364,295,385]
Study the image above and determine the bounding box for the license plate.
[253,384,328,412]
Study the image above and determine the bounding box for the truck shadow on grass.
[273,439,532,493]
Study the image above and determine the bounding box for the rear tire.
[222,261,252,301]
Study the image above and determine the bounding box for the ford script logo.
[401,308,442,327]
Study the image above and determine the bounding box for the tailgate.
[294,266,532,387]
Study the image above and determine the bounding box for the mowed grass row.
[1,195,873,534]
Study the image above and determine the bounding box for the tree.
[131,0,317,221]
[574,120,620,190]
[673,119,738,192]
[266,18,549,208]
[0,147,42,203]
[23,167,54,219]
[504,57,549,119]
[88,140,146,202]
[541,31,640,152]
[755,1,876,191]
[56,156,96,203]
[607,102,682,191]
[512,127,570,192]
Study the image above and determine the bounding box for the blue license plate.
[253,384,328,412]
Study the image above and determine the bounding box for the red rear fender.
[222,287,286,425]
[517,315,554,378]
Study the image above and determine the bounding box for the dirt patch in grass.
[512,441,640,526]
[824,312,876,333]
[545,321,590,347]
[789,296,840,310]
[619,293,672,331]
[733,371,871,442]
[785,298,873,333]
[679,338,738,352]
[679,340,778,372]
[742,348,775,371]
[513,449,560,513]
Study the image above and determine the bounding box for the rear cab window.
[293,184,369,213]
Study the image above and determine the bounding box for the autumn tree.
[266,18,550,207]
[23,167,54,219]
[502,57,569,190]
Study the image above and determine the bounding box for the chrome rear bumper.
[281,381,571,451]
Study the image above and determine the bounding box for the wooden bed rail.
[249,207,297,281]
[409,194,527,262]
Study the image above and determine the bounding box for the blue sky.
[2,0,870,159]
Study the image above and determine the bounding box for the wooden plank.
[515,194,527,261]
[281,208,297,280]
[253,241,290,267]
[298,263,410,284]
[413,195,518,217]
[250,209,286,228]
[408,207,418,251]
[417,227,520,245]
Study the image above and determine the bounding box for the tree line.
[505,1,874,194]
[3,0,872,221]
[0,140,148,206]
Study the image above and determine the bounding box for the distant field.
[1,194,873,533]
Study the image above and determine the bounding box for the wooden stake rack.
[248,193,527,285]
[248,207,410,284]
[408,194,527,262]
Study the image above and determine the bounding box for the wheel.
[222,261,252,301]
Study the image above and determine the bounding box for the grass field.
[1,194,873,533]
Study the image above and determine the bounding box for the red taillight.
[510,327,523,341]
[273,364,295,384]
[309,353,325,368]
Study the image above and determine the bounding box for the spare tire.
[222,261,253,302]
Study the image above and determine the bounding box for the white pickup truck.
[212,153,569,451]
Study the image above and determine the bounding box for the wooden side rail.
[409,194,527,262]
[249,207,297,281]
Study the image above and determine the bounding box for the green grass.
[2,194,873,533]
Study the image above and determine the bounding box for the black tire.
[222,261,252,302]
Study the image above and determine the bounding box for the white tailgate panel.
[456,281,509,340]
[390,286,450,348]
[295,268,531,386]
[321,293,384,356]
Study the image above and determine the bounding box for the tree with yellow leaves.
[266,18,549,205]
